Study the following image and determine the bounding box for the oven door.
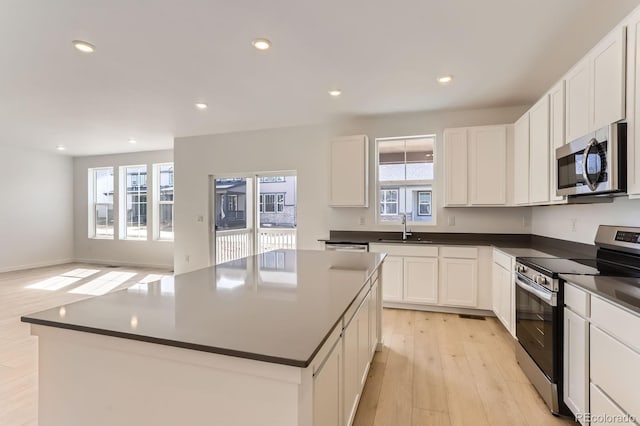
[515,274,558,381]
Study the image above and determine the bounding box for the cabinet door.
[549,81,566,203]
[443,128,468,206]
[343,315,359,426]
[357,295,371,389]
[369,280,378,356]
[492,262,502,319]
[529,95,550,204]
[514,113,530,205]
[592,26,626,130]
[590,383,631,426]
[381,256,403,302]
[628,14,640,197]
[563,308,589,422]
[313,340,342,426]
[403,257,438,304]
[440,258,478,307]
[468,126,507,205]
[492,262,511,331]
[566,60,590,143]
[329,135,368,207]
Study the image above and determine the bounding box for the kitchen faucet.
[401,214,412,240]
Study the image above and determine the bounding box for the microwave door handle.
[515,277,556,306]
[582,138,600,191]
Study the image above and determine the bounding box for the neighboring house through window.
[90,168,114,238]
[260,193,285,213]
[157,163,174,241]
[376,135,435,224]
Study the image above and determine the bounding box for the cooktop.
[517,257,640,279]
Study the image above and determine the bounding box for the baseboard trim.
[383,302,495,317]
[0,258,74,274]
[73,258,173,271]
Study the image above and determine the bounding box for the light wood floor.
[1,264,577,426]
[353,309,577,426]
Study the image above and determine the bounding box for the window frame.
[375,135,436,225]
[89,167,115,239]
[155,163,174,241]
[379,188,399,216]
[260,193,285,213]
[121,165,148,241]
[417,190,432,216]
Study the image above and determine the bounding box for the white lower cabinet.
[381,255,403,302]
[590,383,631,426]
[563,308,589,423]
[440,257,477,307]
[313,338,343,426]
[492,261,512,333]
[404,256,438,304]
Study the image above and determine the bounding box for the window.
[260,193,285,213]
[417,191,432,216]
[90,168,114,238]
[380,189,398,215]
[157,164,174,240]
[259,176,285,183]
[122,165,147,240]
[377,136,435,224]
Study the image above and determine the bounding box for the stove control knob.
[535,276,547,285]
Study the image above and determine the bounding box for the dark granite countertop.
[560,274,640,317]
[321,231,596,259]
[22,250,385,368]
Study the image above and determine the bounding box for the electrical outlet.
[570,218,577,232]
[196,215,204,222]
[448,216,455,226]
[522,216,528,228]
[185,255,190,263]
[358,216,365,226]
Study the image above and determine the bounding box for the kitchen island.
[22,249,384,426]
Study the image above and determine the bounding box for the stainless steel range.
[514,225,640,416]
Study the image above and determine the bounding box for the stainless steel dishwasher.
[324,242,369,252]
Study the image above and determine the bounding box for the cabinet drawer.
[590,325,640,421]
[564,283,590,318]
[369,244,438,257]
[591,296,640,353]
[493,249,513,270]
[590,383,633,426]
[440,246,478,259]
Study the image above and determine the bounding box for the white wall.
[0,145,74,272]
[174,105,533,274]
[74,150,174,269]
[532,196,640,244]
[328,105,533,233]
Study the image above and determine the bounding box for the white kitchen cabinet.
[626,10,640,198]
[368,279,378,356]
[329,135,369,207]
[565,59,591,143]
[380,256,403,302]
[468,126,507,205]
[563,307,589,423]
[404,256,439,304]
[313,338,342,426]
[514,113,530,205]
[440,257,478,307]
[548,80,566,203]
[529,95,550,204]
[443,128,468,206]
[591,26,626,131]
[357,296,371,389]
[492,261,511,331]
[590,383,630,426]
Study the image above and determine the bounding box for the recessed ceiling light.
[128,139,137,144]
[72,40,96,53]
[437,75,453,84]
[195,102,208,110]
[328,89,342,97]
[252,38,271,50]
[56,145,66,151]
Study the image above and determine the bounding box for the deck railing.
[215,228,297,264]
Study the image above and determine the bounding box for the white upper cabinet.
[468,126,507,205]
[591,26,626,130]
[565,59,591,143]
[513,113,530,205]
[443,125,510,207]
[529,95,551,204]
[443,128,468,206]
[329,135,369,207]
[627,10,640,198]
[549,81,566,203]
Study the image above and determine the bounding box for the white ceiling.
[2,0,640,156]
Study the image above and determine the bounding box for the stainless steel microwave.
[556,123,627,197]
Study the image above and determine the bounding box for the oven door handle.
[516,277,557,307]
